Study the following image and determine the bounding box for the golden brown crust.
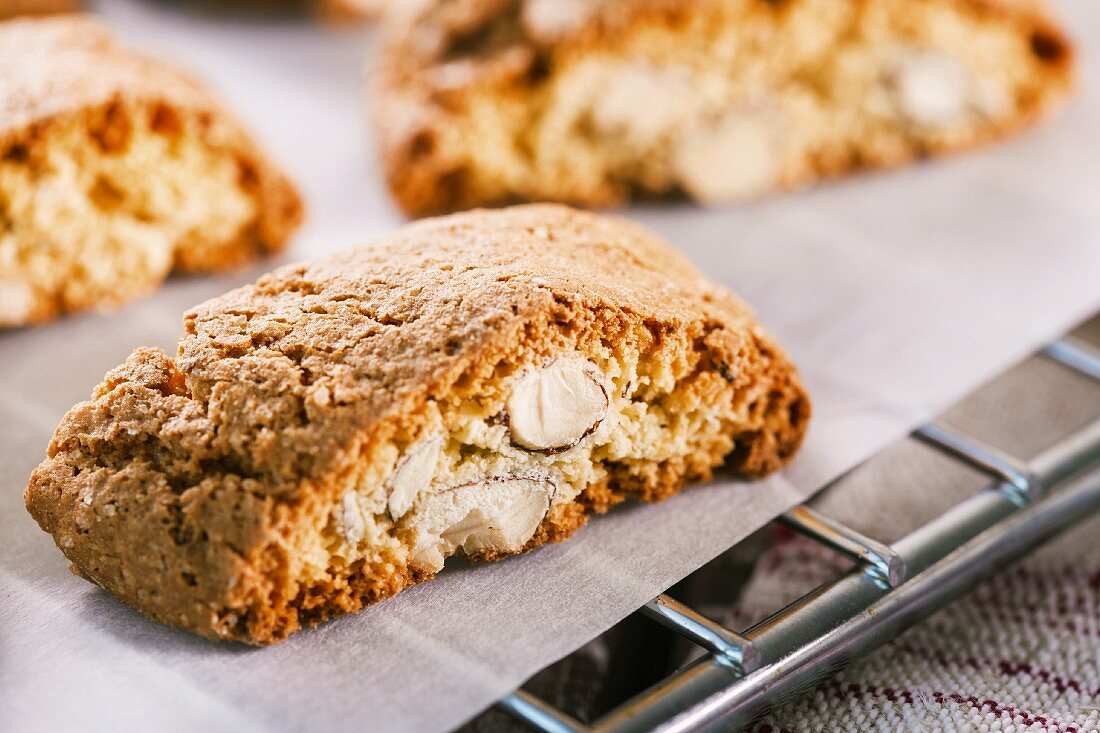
[0,15,303,326]
[372,0,1074,216]
[182,0,389,24]
[315,0,384,22]
[0,0,76,19]
[25,204,809,644]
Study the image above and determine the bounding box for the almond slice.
[674,111,780,203]
[387,436,444,521]
[888,49,972,127]
[506,356,609,452]
[335,490,365,546]
[410,474,555,572]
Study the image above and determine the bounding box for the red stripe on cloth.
[968,567,1100,608]
[967,595,1097,617]
[998,564,1100,587]
[812,680,1082,733]
[889,641,1097,697]
[997,661,1100,698]
[950,603,1100,640]
[932,692,1080,733]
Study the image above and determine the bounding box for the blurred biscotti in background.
[372,0,1074,216]
[0,0,76,19]
[0,15,303,328]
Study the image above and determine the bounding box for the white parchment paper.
[2,2,1100,731]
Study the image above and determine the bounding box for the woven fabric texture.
[733,515,1100,733]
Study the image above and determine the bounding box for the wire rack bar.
[1045,337,1100,381]
[498,337,1100,733]
[590,421,1100,733]
[913,422,1037,501]
[778,505,907,587]
[640,595,759,672]
[496,690,588,733]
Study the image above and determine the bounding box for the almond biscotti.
[0,16,302,328]
[373,0,1074,216]
[25,204,809,645]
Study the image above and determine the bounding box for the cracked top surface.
[173,204,766,489]
[41,205,777,498]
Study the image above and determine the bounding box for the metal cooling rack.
[494,335,1100,733]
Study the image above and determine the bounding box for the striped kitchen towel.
[731,514,1100,733]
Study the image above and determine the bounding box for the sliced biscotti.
[25,204,809,645]
[373,0,1074,215]
[0,16,303,328]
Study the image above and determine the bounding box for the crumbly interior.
[290,339,760,607]
[0,101,273,326]
[393,0,1071,211]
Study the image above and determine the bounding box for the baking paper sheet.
[3,2,1100,731]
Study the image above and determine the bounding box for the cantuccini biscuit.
[373,0,1074,216]
[26,204,809,645]
[0,16,302,327]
